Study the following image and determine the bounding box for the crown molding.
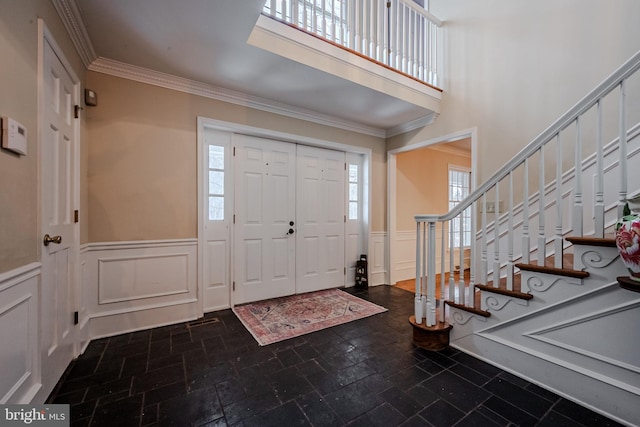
[88,57,387,138]
[385,113,439,138]
[51,0,97,67]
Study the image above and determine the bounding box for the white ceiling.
[74,0,438,135]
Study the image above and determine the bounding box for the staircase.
[411,50,640,426]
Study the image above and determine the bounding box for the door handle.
[43,234,62,246]
[286,228,295,236]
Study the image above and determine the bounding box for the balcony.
[250,0,444,132]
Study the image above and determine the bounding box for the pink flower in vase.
[616,219,640,276]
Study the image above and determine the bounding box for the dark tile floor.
[48,286,622,426]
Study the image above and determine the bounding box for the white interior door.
[40,37,78,395]
[233,135,296,304]
[296,146,345,293]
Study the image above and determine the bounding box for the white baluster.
[538,146,546,265]
[415,221,422,323]
[292,0,299,26]
[449,218,455,302]
[522,158,530,263]
[507,171,514,291]
[481,193,488,285]
[427,221,437,326]
[440,222,446,321]
[493,185,500,288]
[554,133,563,268]
[595,100,605,237]
[469,200,476,308]
[458,212,465,305]
[619,80,628,217]
[573,118,583,237]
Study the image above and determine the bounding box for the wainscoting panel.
[370,232,387,286]
[85,240,199,338]
[0,264,41,403]
[98,253,190,304]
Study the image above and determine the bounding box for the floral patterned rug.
[232,289,388,346]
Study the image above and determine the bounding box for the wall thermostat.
[85,88,97,106]
[1,116,27,156]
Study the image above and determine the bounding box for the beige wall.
[396,144,471,231]
[0,0,85,273]
[86,72,387,242]
[388,0,640,187]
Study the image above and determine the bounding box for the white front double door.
[234,135,345,304]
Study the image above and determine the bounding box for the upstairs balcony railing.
[262,0,443,88]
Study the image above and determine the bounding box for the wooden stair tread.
[445,300,491,317]
[475,284,533,300]
[566,236,616,247]
[515,262,589,278]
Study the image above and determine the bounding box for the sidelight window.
[208,145,225,221]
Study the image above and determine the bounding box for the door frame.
[35,19,81,401]
[197,117,371,313]
[387,127,477,287]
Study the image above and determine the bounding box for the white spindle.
[440,223,446,321]
[619,80,628,217]
[493,185,500,288]
[595,100,605,237]
[302,0,309,31]
[292,0,298,27]
[348,0,355,49]
[573,118,583,237]
[439,222,445,299]
[449,219,455,302]
[269,0,277,17]
[507,172,514,291]
[522,158,530,263]
[427,222,437,326]
[458,213,465,305]
[554,134,563,268]
[422,219,427,321]
[281,0,287,20]
[469,199,477,307]
[415,221,422,322]
[418,15,424,81]
[481,193,488,285]
[537,146,546,265]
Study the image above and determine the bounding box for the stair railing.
[262,0,443,87]
[415,49,640,326]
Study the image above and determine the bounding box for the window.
[449,166,471,248]
[208,145,225,221]
[348,163,359,220]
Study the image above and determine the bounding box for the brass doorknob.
[43,234,62,246]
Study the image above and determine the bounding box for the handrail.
[416,49,640,223]
[400,0,443,27]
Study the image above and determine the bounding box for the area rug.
[232,289,387,346]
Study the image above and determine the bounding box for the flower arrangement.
[615,198,640,281]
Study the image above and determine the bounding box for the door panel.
[234,135,296,304]
[296,145,345,293]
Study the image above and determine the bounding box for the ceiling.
[72,0,439,136]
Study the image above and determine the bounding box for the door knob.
[286,228,295,235]
[43,234,62,246]
[289,221,294,226]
